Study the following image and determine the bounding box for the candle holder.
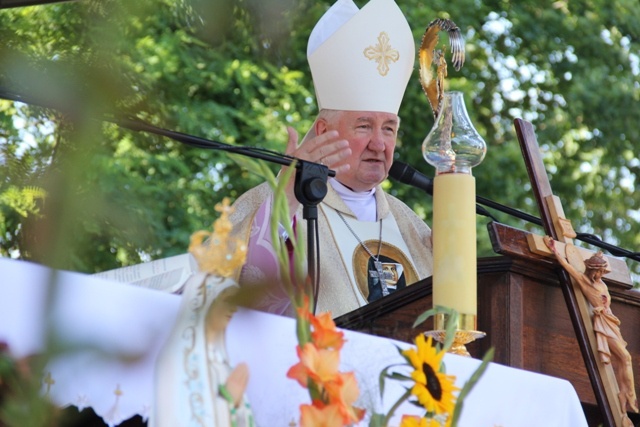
[419,19,487,356]
[424,313,486,357]
[422,92,487,356]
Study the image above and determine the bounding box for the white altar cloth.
[0,258,588,426]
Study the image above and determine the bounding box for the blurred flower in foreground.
[236,157,365,427]
[287,296,365,427]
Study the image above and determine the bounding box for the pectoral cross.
[515,118,633,427]
[43,371,55,395]
[369,260,389,296]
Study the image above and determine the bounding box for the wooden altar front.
[335,222,640,426]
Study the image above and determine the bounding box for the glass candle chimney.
[422,91,486,175]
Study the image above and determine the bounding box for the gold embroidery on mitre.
[189,197,247,278]
[363,32,400,76]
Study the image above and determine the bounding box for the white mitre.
[307,0,415,115]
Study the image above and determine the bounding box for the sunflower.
[402,335,459,416]
[399,415,443,427]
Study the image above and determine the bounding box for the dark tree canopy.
[0,0,638,279]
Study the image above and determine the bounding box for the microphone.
[389,161,434,195]
[389,160,499,221]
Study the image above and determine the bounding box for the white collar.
[328,178,377,221]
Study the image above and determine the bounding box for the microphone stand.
[0,86,331,299]
[292,160,329,306]
[110,116,331,302]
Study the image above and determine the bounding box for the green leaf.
[368,413,386,427]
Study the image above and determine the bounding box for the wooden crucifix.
[515,118,637,427]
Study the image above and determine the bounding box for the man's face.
[319,110,398,192]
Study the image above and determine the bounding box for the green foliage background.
[1,0,639,279]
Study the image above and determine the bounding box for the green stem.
[382,388,412,427]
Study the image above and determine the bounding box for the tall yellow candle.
[432,172,477,316]
[423,91,486,332]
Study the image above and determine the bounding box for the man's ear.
[315,118,329,135]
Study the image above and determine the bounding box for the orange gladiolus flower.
[324,372,365,424]
[310,312,345,350]
[300,403,344,427]
[287,343,340,388]
[297,295,311,316]
[290,297,365,426]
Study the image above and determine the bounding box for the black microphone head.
[389,161,414,183]
[389,160,433,195]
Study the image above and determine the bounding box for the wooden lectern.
[335,224,640,426]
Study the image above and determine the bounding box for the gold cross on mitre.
[189,197,247,278]
[363,32,399,77]
[514,118,636,427]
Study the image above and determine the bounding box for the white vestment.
[229,182,433,318]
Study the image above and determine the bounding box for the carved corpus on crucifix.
[515,118,637,427]
[542,236,638,419]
